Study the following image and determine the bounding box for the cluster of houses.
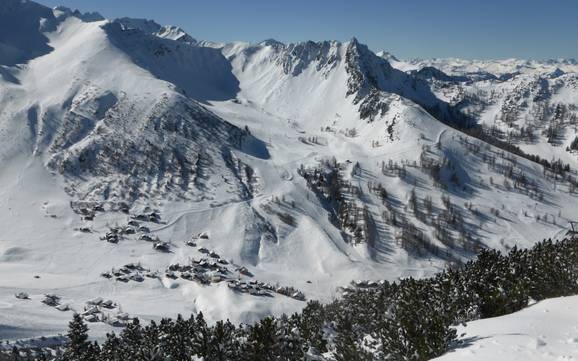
[71,200,162,246]
[95,227,306,302]
[275,285,306,301]
[185,232,210,248]
[226,280,305,301]
[162,249,305,301]
[164,256,231,285]
[226,279,273,297]
[97,249,306,301]
[224,279,304,301]
[131,210,162,224]
[98,217,172,252]
[100,263,157,283]
[71,201,105,233]
[80,297,129,326]
[100,219,151,244]
[41,294,70,312]
[14,292,30,300]
[16,292,129,327]
[97,214,174,253]
[338,279,385,297]
[70,201,105,219]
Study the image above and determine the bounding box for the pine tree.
[160,315,194,360]
[333,315,373,361]
[242,317,280,361]
[116,318,144,360]
[298,301,328,353]
[276,314,304,361]
[207,320,240,361]
[192,312,211,358]
[62,313,92,361]
[99,333,123,361]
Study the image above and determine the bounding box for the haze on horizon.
[35,0,578,61]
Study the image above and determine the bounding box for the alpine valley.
[1,0,577,358]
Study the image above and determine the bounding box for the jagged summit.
[53,6,104,22]
[114,17,197,43]
[0,0,56,65]
[258,38,284,47]
[376,50,400,62]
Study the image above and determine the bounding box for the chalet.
[101,300,115,309]
[130,274,144,282]
[42,294,60,307]
[123,227,136,235]
[14,292,29,300]
[153,241,170,252]
[236,266,253,277]
[168,263,181,271]
[116,312,130,321]
[108,319,126,327]
[84,314,99,323]
[134,214,149,221]
[87,297,103,306]
[139,234,153,242]
[56,304,70,312]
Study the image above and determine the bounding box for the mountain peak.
[115,17,163,33]
[376,50,400,62]
[259,38,284,47]
[53,6,104,22]
[114,17,196,43]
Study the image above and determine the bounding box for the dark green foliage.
[242,317,280,361]
[333,314,373,361]
[376,279,456,360]
[61,314,95,361]
[207,320,240,360]
[298,301,328,353]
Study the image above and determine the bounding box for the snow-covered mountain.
[0,0,577,342]
[398,56,578,170]
[114,17,196,43]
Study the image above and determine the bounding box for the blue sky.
[36,0,578,60]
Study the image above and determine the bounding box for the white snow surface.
[0,0,577,343]
[434,296,578,361]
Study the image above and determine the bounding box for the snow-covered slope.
[434,296,578,361]
[0,0,577,343]
[398,56,578,170]
[221,38,461,126]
